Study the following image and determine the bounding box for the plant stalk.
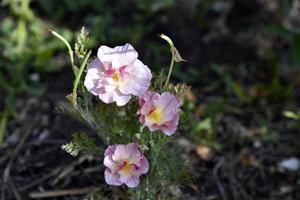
[72,50,91,107]
[164,53,175,88]
[51,30,78,75]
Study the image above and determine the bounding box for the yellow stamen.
[112,71,120,82]
[121,160,132,174]
[148,108,162,123]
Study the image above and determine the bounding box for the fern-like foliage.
[75,27,89,60]
[61,132,102,156]
[61,142,80,156]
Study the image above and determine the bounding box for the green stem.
[51,30,77,75]
[16,19,26,51]
[159,34,176,88]
[164,53,175,88]
[72,50,91,107]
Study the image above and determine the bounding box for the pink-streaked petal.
[139,102,154,116]
[138,157,149,174]
[125,176,140,188]
[101,79,117,93]
[119,65,131,80]
[138,91,159,107]
[112,144,132,162]
[112,90,131,106]
[98,91,114,104]
[160,110,177,123]
[156,92,180,112]
[104,156,119,174]
[118,59,152,96]
[104,169,122,186]
[160,113,179,136]
[127,143,142,165]
[147,124,160,132]
[84,76,101,96]
[84,60,102,95]
[106,68,116,77]
[138,115,145,124]
[118,169,133,183]
[132,59,152,82]
[104,145,117,156]
[143,117,153,128]
[97,43,138,67]
[161,126,177,136]
[164,112,179,127]
[87,58,103,71]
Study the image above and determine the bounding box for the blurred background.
[0,0,300,199]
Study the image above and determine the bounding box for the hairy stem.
[72,50,91,107]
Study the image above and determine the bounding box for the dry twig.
[29,187,100,198]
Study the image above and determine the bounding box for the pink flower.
[84,44,152,106]
[103,143,149,188]
[138,91,180,136]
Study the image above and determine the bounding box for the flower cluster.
[84,44,181,188]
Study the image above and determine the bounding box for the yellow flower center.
[121,160,132,174]
[148,108,162,123]
[112,70,120,82]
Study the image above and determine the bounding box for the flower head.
[104,143,149,188]
[84,44,152,106]
[138,91,180,136]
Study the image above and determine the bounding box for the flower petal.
[112,90,131,106]
[160,113,179,136]
[84,59,102,95]
[97,43,138,67]
[127,143,142,165]
[139,102,154,117]
[138,157,150,174]
[118,167,133,183]
[125,176,140,188]
[138,91,159,107]
[87,58,103,71]
[112,144,132,162]
[104,145,116,156]
[104,169,122,186]
[156,92,180,113]
[118,59,152,96]
[104,156,119,174]
[98,91,114,104]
